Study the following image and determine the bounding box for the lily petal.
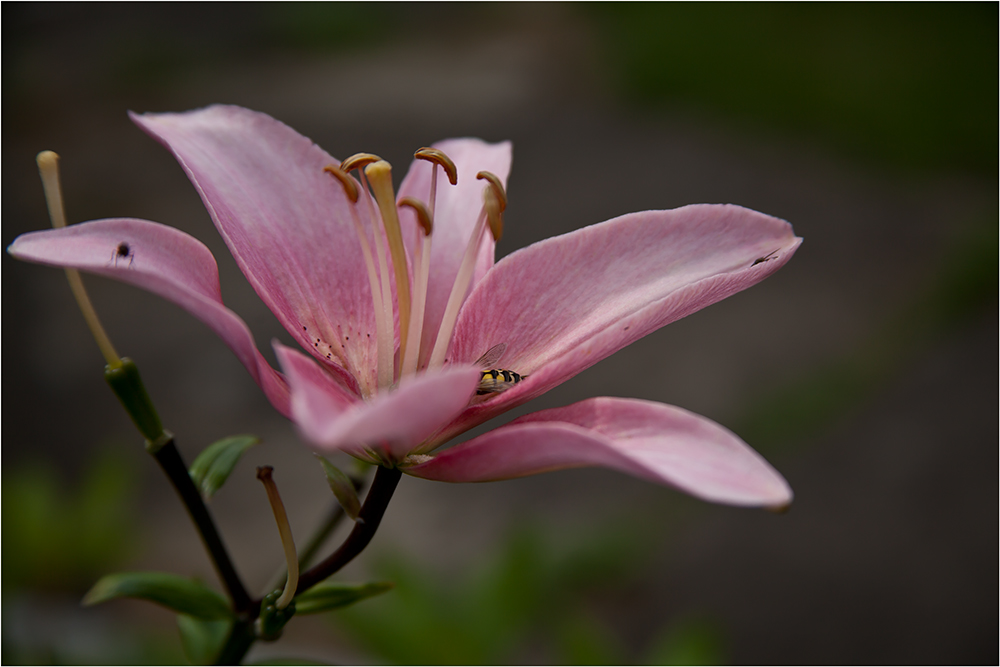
[407,397,792,508]
[132,105,382,391]
[276,341,482,462]
[397,138,512,365]
[7,219,292,415]
[442,204,802,439]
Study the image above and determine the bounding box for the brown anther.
[323,164,359,202]
[476,171,507,211]
[483,186,504,242]
[398,197,433,235]
[340,153,383,173]
[414,148,458,185]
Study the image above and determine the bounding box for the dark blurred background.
[3,3,997,664]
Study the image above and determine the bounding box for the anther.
[340,153,383,173]
[483,185,504,242]
[398,197,432,235]
[476,171,507,211]
[414,148,458,185]
[257,466,298,610]
[323,165,358,202]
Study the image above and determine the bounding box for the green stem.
[214,466,400,665]
[104,358,252,613]
[154,439,253,614]
[215,619,256,666]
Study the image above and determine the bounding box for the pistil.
[364,160,412,376]
[37,151,122,369]
[428,172,505,369]
[340,154,395,392]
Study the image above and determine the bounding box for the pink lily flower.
[9,105,801,509]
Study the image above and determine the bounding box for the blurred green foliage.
[2,447,137,591]
[333,520,726,664]
[642,614,727,666]
[1,448,189,665]
[589,3,998,172]
[261,2,399,53]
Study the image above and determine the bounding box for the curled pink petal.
[397,138,512,365]
[408,397,792,508]
[8,219,291,416]
[277,341,482,462]
[438,204,802,441]
[132,105,382,390]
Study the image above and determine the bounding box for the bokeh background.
[3,3,997,664]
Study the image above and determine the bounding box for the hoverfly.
[473,343,526,395]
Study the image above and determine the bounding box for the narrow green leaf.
[177,613,231,665]
[315,455,361,520]
[294,581,394,615]
[189,435,259,499]
[82,571,233,620]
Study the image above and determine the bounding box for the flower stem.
[215,620,256,666]
[294,465,402,593]
[213,466,399,666]
[154,437,253,614]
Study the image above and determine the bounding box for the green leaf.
[189,435,259,499]
[294,581,394,615]
[83,571,233,620]
[177,614,231,665]
[315,455,361,520]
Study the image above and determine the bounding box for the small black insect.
[751,249,779,266]
[112,242,134,267]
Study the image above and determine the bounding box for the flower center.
[325,149,505,397]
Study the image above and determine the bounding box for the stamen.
[256,466,298,610]
[398,197,433,236]
[414,148,459,186]
[364,160,412,377]
[476,171,507,212]
[479,173,505,243]
[428,174,507,369]
[323,164,358,202]
[325,165,390,391]
[37,151,122,368]
[398,197,432,377]
[340,152,383,173]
